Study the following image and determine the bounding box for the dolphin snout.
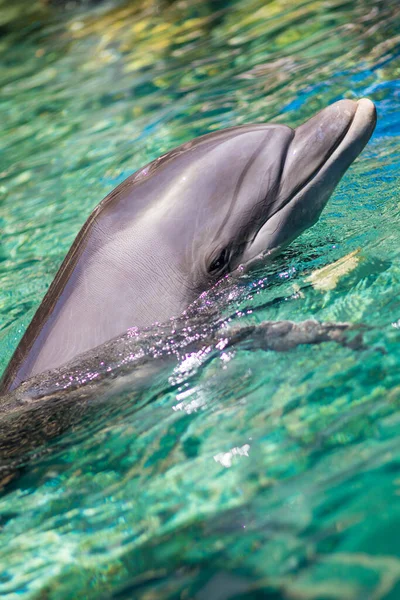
[279,99,359,199]
[355,97,377,120]
[294,99,358,145]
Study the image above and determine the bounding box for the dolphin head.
[180,98,376,286]
[0,98,376,389]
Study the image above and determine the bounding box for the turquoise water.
[1,0,400,597]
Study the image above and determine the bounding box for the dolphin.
[0,98,376,394]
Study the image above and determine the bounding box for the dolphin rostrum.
[0,98,376,394]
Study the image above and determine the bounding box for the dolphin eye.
[208,248,230,274]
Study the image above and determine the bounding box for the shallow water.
[1,0,400,598]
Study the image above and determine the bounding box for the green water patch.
[1,0,400,598]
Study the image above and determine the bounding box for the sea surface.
[0,0,400,598]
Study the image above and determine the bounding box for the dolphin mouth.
[298,97,376,190]
[278,97,377,219]
[237,98,377,269]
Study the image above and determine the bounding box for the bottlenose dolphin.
[0,98,376,394]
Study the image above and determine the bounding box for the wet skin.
[0,99,377,393]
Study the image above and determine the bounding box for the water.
[0,0,400,597]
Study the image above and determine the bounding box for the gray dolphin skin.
[0,98,376,394]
